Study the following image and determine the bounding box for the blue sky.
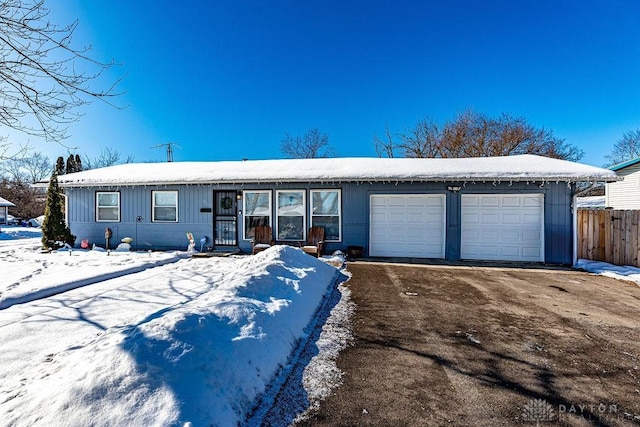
[31,0,640,167]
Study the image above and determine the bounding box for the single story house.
[56,155,617,265]
[0,196,16,225]
[605,157,640,209]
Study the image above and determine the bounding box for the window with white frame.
[276,190,305,241]
[311,189,341,241]
[243,190,271,240]
[152,191,178,222]
[96,192,120,222]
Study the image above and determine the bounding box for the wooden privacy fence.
[577,209,640,267]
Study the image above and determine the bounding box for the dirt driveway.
[297,262,640,426]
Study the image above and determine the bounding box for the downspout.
[572,181,598,266]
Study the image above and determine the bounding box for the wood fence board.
[597,210,606,260]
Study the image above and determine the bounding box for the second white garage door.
[369,194,445,258]
[461,194,544,262]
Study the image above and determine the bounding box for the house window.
[152,191,178,222]
[243,190,271,240]
[276,190,305,241]
[311,189,341,241]
[96,192,120,222]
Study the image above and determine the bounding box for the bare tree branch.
[373,125,397,158]
[0,0,123,144]
[280,128,337,159]
[604,129,640,167]
[82,147,133,170]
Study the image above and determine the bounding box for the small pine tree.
[55,156,65,175]
[41,171,75,249]
[75,154,83,172]
[66,154,77,174]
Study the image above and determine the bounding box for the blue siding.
[66,180,574,264]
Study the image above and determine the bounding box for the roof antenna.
[150,142,181,162]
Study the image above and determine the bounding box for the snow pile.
[56,155,618,187]
[0,245,342,426]
[575,259,640,286]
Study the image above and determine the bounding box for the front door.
[214,191,238,246]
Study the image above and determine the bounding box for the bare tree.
[82,147,134,170]
[0,151,50,183]
[0,177,45,218]
[280,128,337,159]
[0,0,122,146]
[604,129,640,167]
[374,125,398,158]
[375,110,584,161]
[21,151,50,182]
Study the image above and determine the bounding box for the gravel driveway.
[297,262,640,426]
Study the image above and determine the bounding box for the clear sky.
[28,0,640,167]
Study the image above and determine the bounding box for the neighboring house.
[606,157,640,209]
[56,155,617,264]
[0,197,16,225]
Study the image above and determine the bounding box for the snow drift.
[1,246,341,426]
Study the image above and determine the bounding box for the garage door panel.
[502,213,521,224]
[462,212,480,223]
[370,194,445,258]
[481,196,500,207]
[522,229,541,241]
[461,194,544,262]
[523,247,542,258]
[523,196,543,207]
[502,196,521,207]
[480,228,500,240]
[481,212,500,224]
[501,229,520,241]
[523,213,541,224]
[462,196,480,207]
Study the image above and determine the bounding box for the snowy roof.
[56,155,619,187]
[0,197,15,207]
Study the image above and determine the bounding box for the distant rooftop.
[609,157,640,172]
[0,197,16,207]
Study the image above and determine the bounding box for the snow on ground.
[575,195,606,208]
[575,259,640,286]
[0,227,183,309]
[0,228,349,426]
[0,225,42,241]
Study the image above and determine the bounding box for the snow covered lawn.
[0,228,347,426]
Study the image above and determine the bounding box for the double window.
[96,192,120,222]
[152,191,178,222]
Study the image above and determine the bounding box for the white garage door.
[461,194,544,262]
[369,194,445,258]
